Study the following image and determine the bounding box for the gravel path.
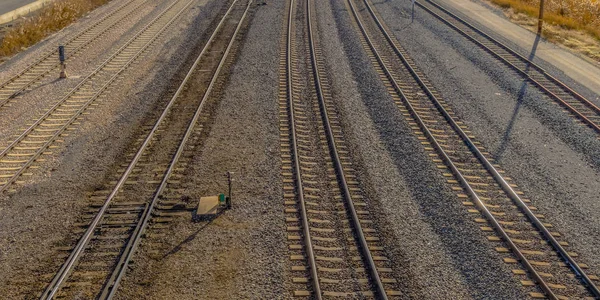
[370,0,600,290]
[0,0,218,297]
[113,0,286,299]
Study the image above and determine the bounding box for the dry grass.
[0,0,111,57]
[489,0,600,39]
[487,0,600,62]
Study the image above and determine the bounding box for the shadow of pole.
[494,33,541,160]
[10,77,62,99]
[162,217,217,259]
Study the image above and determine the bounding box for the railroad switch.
[194,171,233,221]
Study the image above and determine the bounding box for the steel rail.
[102,0,251,297]
[348,0,557,296]
[286,0,322,296]
[0,0,193,194]
[307,0,388,298]
[364,0,600,295]
[40,0,200,298]
[354,0,600,297]
[416,0,600,133]
[0,0,146,103]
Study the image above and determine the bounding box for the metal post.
[227,171,232,209]
[411,0,415,22]
[58,45,67,78]
[537,0,544,33]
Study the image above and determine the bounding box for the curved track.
[39,0,251,298]
[0,0,150,107]
[347,0,600,298]
[280,0,400,297]
[416,0,600,135]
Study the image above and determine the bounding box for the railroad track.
[39,0,251,298]
[415,0,600,135]
[347,0,600,298]
[279,0,401,297]
[0,0,151,106]
[0,0,200,194]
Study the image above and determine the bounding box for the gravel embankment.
[0,0,220,297]
[114,1,286,299]
[316,0,529,298]
[370,0,600,288]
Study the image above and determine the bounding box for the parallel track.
[39,0,251,298]
[347,0,600,298]
[0,0,198,194]
[0,0,150,106]
[416,0,600,135]
[280,0,399,297]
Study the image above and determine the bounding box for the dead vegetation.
[487,0,600,62]
[490,0,599,38]
[0,0,111,58]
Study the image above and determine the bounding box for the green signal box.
[194,172,233,221]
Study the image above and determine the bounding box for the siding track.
[279,0,400,297]
[39,0,251,298]
[416,0,600,135]
[0,0,197,194]
[347,0,600,298]
[0,0,150,106]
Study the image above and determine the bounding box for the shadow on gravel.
[401,1,600,170]
[330,0,525,298]
[12,77,61,98]
[495,34,541,159]
[373,0,414,28]
[163,219,215,258]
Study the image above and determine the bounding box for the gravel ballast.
[0,0,159,141]
[0,0,597,297]
[315,0,529,298]
[0,0,222,297]
[113,0,286,298]
[369,0,600,289]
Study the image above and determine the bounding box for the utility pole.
[537,0,545,33]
